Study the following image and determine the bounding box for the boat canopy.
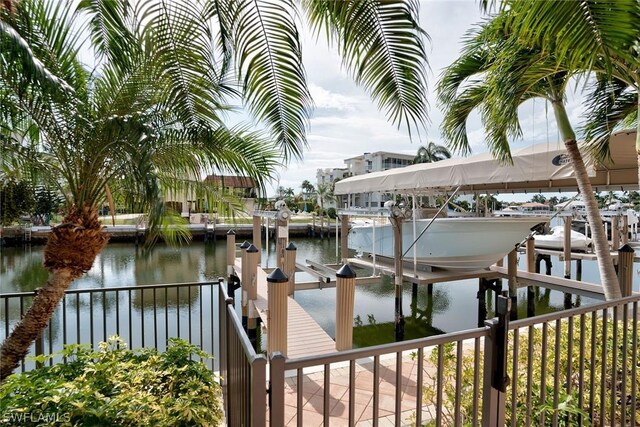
[334,130,637,195]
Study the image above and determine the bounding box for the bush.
[327,207,337,219]
[0,337,224,426]
[419,314,639,426]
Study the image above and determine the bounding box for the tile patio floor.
[274,352,442,427]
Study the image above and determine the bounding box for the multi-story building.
[315,168,348,209]
[341,151,414,208]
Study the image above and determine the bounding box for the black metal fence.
[0,281,220,371]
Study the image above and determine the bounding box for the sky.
[262,0,589,202]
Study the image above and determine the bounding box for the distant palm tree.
[316,183,335,213]
[413,142,451,164]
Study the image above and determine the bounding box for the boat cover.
[334,130,637,195]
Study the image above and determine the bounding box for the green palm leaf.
[303,0,429,138]
[219,0,311,160]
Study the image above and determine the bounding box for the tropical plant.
[0,337,224,426]
[413,141,451,164]
[316,182,336,213]
[418,314,638,425]
[0,178,34,225]
[490,0,639,182]
[437,9,621,300]
[0,0,430,379]
[0,0,278,379]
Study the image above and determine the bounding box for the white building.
[315,167,348,209]
[342,151,414,208]
[315,152,414,209]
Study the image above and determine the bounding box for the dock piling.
[335,264,357,351]
[267,268,289,356]
[284,243,297,296]
[617,244,634,297]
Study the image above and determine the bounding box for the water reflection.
[1,238,638,353]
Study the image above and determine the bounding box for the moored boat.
[348,217,547,270]
[533,225,592,251]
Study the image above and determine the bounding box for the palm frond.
[218,0,311,160]
[303,0,429,138]
[582,76,638,161]
[503,0,640,73]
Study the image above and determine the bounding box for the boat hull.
[348,217,547,270]
[533,226,592,251]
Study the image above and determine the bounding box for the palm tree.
[491,0,639,182]
[438,11,622,300]
[0,0,430,378]
[316,183,335,213]
[413,141,451,164]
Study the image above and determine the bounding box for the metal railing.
[218,285,267,426]
[263,293,640,426]
[1,281,220,372]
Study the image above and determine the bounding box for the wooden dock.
[233,258,336,358]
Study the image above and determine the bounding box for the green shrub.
[0,337,223,426]
[327,207,337,219]
[419,314,639,426]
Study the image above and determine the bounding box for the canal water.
[2,238,638,353]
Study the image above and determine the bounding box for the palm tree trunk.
[0,204,108,380]
[553,102,621,300]
[0,269,74,380]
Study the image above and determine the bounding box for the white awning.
[334,130,637,195]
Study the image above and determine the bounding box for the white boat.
[533,225,592,251]
[348,217,547,270]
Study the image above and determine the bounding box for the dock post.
[253,215,262,263]
[622,214,629,245]
[617,244,634,297]
[612,215,620,252]
[267,268,289,356]
[240,240,250,329]
[563,216,572,279]
[525,237,535,317]
[340,214,349,263]
[246,244,259,346]
[312,214,316,237]
[335,264,357,351]
[284,243,297,296]
[507,249,518,320]
[478,278,488,327]
[390,213,405,341]
[563,217,572,308]
[275,205,291,269]
[576,259,582,281]
[226,230,236,278]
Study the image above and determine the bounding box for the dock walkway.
[233,259,336,358]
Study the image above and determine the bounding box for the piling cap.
[227,229,236,235]
[336,263,356,279]
[286,242,297,251]
[247,244,259,253]
[267,267,289,283]
[240,240,250,249]
[618,244,635,253]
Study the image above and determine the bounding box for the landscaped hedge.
[419,313,639,426]
[0,337,223,426]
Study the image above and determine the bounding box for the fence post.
[251,354,267,427]
[269,352,286,427]
[482,293,511,427]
